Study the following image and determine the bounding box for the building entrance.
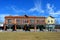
[6,24,16,31]
[37,25,45,31]
[23,24,30,31]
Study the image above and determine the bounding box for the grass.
[0,32,60,40]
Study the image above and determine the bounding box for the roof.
[5,15,46,18]
[49,16,54,18]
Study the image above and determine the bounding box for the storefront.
[36,24,45,31]
[5,24,16,31]
[46,24,55,31]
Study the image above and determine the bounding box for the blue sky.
[0,0,60,24]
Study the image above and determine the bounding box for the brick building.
[4,15,46,31]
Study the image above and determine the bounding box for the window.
[30,19,35,23]
[37,20,39,23]
[16,19,20,24]
[39,19,44,22]
[39,19,42,22]
[23,20,28,23]
[8,19,12,24]
[41,20,45,22]
[16,25,21,29]
[48,20,50,23]
[51,20,53,23]
[37,20,39,22]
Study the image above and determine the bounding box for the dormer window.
[48,20,50,23]
[51,20,53,23]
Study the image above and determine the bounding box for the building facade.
[45,16,55,31]
[4,15,46,31]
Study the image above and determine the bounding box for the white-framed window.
[30,19,35,23]
[39,19,45,22]
[23,19,28,23]
[48,20,50,23]
[16,19,20,24]
[51,20,53,23]
[8,19,12,24]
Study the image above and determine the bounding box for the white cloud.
[0,14,20,22]
[29,8,37,12]
[28,0,44,13]
[47,3,54,10]
[4,6,26,14]
[11,6,26,13]
[47,3,54,14]
[47,3,60,17]
[50,11,60,15]
[9,14,20,16]
[0,14,9,22]
[55,18,60,24]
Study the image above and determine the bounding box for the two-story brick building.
[4,15,46,31]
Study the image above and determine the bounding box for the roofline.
[5,16,46,18]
